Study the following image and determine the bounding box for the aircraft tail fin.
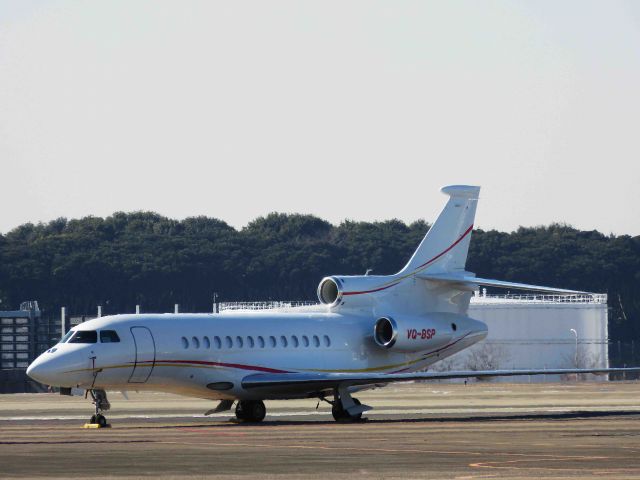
[399,185,480,275]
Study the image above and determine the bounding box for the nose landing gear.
[84,389,111,428]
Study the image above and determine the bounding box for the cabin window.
[192,336,200,349]
[312,335,320,348]
[302,335,309,347]
[323,335,331,347]
[213,336,222,349]
[269,336,277,348]
[225,336,233,348]
[280,335,288,348]
[69,330,97,344]
[100,330,120,343]
[203,336,211,349]
[247,336,255,348]
[236,336,243,348]
[257,336,265,348]
[181,337,189,349]
[291,335,299,348]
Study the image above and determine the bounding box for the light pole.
[569,328,578,368]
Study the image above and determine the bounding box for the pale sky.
[1,1,639,235]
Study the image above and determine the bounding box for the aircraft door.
[128,326,156,383]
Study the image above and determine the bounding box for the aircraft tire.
[236,400,266,422]
[332,398,362,422]
[96,414,108,427]
[249,400,266,422]
[331,403,346,421]
[235,401,247,421]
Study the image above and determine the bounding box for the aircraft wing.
[417,272,589,295]
[242,367,640,393]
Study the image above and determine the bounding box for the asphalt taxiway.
[1,382,640,479]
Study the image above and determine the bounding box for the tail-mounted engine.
[373,313,467,353]
[317,275,399,309]
[317,277,342,306]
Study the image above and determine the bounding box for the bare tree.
[463,342,510,382]
[428,354,462,373]
[561,346,602,381]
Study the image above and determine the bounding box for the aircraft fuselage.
[27,311,488,400]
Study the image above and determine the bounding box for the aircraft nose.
[27,349,94,387]
[26,355,53,385]
[27,349,69,386]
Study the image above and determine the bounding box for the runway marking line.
[0,439,151,445]
[156,440,485,456]
[177,428,247,436]
[154,438,627,468]
[468,452,640,472]
[470,464,640,473]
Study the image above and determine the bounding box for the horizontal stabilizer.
[417,272,589,295]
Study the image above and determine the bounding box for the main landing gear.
[332,398,363,422]
[235,400,266,423]
[329,385,371,422]
[86,389,110,428]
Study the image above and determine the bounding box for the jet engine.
[373,314,461,353]
[317,277,342,306]
[316,275,396,308]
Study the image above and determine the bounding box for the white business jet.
[27,185,638,426]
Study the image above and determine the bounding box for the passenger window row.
[181,334,332,350]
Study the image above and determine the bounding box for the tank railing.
[219,294,607,311]
[470,293,607,304]
[219,301,320,312]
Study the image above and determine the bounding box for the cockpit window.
[68,330,97,344]
[100,330,120,343]
[60,330,75,343]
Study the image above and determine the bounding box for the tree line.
[0,212,638,339]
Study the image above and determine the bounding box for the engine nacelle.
[317,275,396,308]
[317,277,342,306]
[373,313,464,353]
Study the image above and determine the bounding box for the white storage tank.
[440,292,609,382]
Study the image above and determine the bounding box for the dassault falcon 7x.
[27,185,639,425]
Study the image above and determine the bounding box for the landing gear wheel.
[249,401,266,422]
[86,389,111,427]
[235,400,266,423]
[332,398,362,422]
[87,413,108,426]
[331,403,346,421]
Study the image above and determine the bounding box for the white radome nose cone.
[26,355,56,385]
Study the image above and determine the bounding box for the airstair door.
[128,326,156,383]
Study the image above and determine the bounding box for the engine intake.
[373,317,398,348]
[317,277,342,306]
